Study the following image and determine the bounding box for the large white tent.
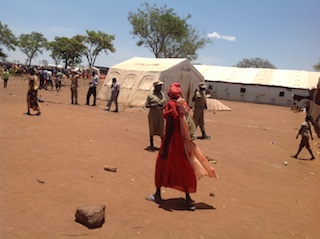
[98,57,204,107]
[194,65,320,106]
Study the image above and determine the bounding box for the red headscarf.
[168,83,182,99]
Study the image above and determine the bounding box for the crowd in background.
[0,62,93,89]
[0,62,95,79]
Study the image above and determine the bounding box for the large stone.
[75,204,106,229]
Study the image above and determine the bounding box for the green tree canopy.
[18,32,47,66]
[48,36,85,69]
[235,57,276,69]
[81,30,115,67]
[0,21,17,60]
[128,3,210,60]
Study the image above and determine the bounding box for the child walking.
[292,115,315,160]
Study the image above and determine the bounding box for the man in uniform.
[70,72,79,104]
[192,82,210,139]
[145,80,166,151]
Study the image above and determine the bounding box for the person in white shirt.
[86,71,99,106]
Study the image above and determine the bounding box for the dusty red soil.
[1,76,319,239]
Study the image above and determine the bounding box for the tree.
[235,57,276,69]
[313,62,320,71]
[48,36,85,69]
[18,32,47,66]
[50,50,61,67]
[128,3,210,60]
[0,21,17,61]
[81,30,115,67]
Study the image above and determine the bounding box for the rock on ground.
[75,204,106,229]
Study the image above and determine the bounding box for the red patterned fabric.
[155,98,197,193]
[155,84,218,193]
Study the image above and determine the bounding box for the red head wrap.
[168,83,182,99]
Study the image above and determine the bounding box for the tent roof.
[194,65,320,89]
[206,98,231,111]
[110,57,189,72]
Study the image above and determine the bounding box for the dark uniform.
[70,74,79,104]
[145,81,166,150]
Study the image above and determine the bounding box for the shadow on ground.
[157,198,216,212]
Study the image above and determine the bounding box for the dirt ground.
[0,76,319,239]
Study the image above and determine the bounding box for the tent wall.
[126,72,160,107]
[98,58,203,108]
[206,82,309,106]
[159,64,202,106]
[98,68,161,107]
[98,69,122,101]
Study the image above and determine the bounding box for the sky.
[1,0,320,71]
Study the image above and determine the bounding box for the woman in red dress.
[147,83,218,210]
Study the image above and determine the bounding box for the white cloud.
[207,31,236,42]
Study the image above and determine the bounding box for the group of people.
[25,70,216,211]
[145,80,211,151]
[1,63,30,88]
[144,80,318,210]
[25,68,121,115]
[85,71,120,112]
[36,67,66,92]
[145,81,218,210]
[22,67,316,211]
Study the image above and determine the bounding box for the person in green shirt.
[2,68,10,88]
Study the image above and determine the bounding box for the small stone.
[36,179,45,184]
[104,166,117,172]
[209,192,215,197]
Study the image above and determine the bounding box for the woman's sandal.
[184,199,196,211]
[145,194,162,204]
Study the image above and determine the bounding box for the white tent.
[194,65,320,106]
[98,57,204,107]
